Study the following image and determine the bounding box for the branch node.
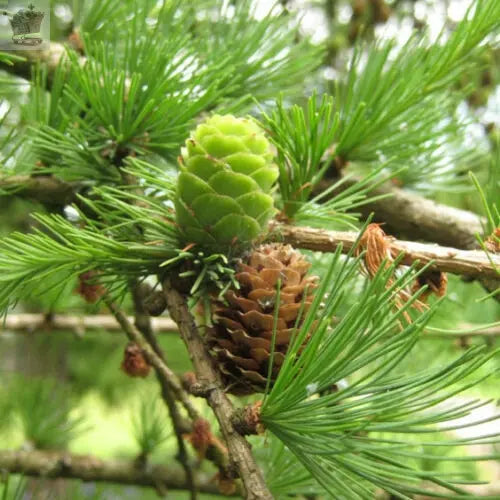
[232,401,265,436]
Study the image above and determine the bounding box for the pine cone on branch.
[206,243,318,394]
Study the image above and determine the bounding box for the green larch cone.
[175,115,278,253]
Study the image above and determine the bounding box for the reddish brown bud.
[186,419,212,458]
[484,228,500,253]
[357,223,392,278]
[121,343,151,378]
[357,224,426,321]
[185,418,227,459]
[215,471,237,496]
[68,29,84,52]
[75,271,105,304]
[181,371,198,392]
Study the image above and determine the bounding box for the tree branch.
[2,175,494,279]
[272,223,500,280]
[104,298,200,423]
[0,170,487,254]
[317,177,485,250]
[4,313,499,339]
[0,449,225,495]
[130,283,197,500]
[103,298,230,477]
[0,313,178,336]
[157,380,197,499]
[162,280,273,500]
[317,176,500,301]
[0,175,75,206]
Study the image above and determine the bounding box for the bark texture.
[163,281,273,500]
[272,223,500,280]
[0,449,223,494]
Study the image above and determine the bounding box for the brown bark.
[272,223,500,280]
[0,175,75,206]
[316,177,485,250]
[104,299,200,423]
[0,449,224,494]
[131,282,197,500]
[162,281,273,500]
[0,313,178,336]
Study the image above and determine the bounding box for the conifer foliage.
[0,0,499,499]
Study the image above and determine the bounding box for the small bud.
[185,419,228,459]
[215,471,237,496]
[357,224,426,320]
[484,228,500,254]
[121,343,151,378]
[357,223,392,278]
[75,271,105,304]
[181,371,198,392]
[185,419,212,458]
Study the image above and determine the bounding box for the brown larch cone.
[206,243,319,395]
